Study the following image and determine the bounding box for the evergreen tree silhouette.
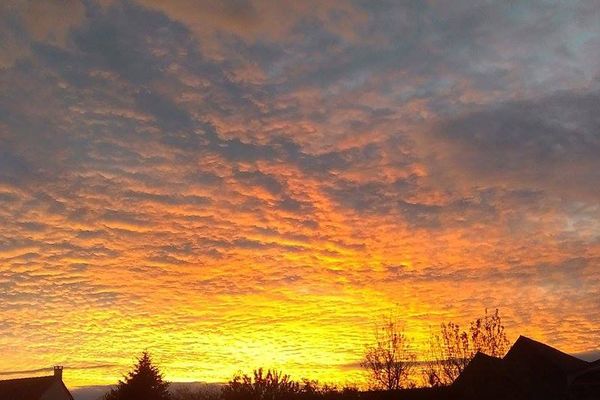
[105,351,171,400]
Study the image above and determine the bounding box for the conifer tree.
[105,352,171,400]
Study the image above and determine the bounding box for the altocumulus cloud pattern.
[0,0,599,388]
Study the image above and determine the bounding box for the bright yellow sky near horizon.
[1,0,599,390]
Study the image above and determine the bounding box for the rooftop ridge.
[0,375,56,384]
[0,374,60,400]
[510,335,587,360]
[504,335,589,374]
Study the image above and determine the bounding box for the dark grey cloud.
[276,196,313,213]
[135,90,193,131]
[122,190,212,207]
[233,169,284,195]
[102,210,151,227]
[0,151,35,185]
[0,364,117,377]
[72,1,191,84]
[326,176,418,214]
[431,88,600,200]
[384,257,599,291]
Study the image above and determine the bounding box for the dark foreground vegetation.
[103,309,600,400]
[104,358,453,400]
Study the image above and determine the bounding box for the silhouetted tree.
[361,315,415,390]
[104,351,171,400]
[424,308,510,386]
[222,368,301,400]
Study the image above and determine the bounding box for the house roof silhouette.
[504,335,589,373]
[0,367,73,400]
[452,352,527,400]
[452,336,600,400]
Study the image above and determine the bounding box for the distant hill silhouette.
[71,382,223,400]
[71,385,114,400]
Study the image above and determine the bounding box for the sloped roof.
[0,376,57,400]
[450,337,595,400]
[502,336,589,400]
[504,335,589,373]
[453,352,504,386]
[452,352,527,400]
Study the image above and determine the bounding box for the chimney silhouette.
[53,366,63,380]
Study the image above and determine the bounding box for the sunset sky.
[1,0,599,390]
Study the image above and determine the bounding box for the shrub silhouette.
[222,368,301,400]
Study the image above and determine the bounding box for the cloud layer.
[0,0,599,388]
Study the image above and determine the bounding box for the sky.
[0,0,599,390]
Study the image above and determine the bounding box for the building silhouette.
[0,366,73,400]
[452,336,600,400]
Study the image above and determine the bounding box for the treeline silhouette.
[103,309,509,400]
